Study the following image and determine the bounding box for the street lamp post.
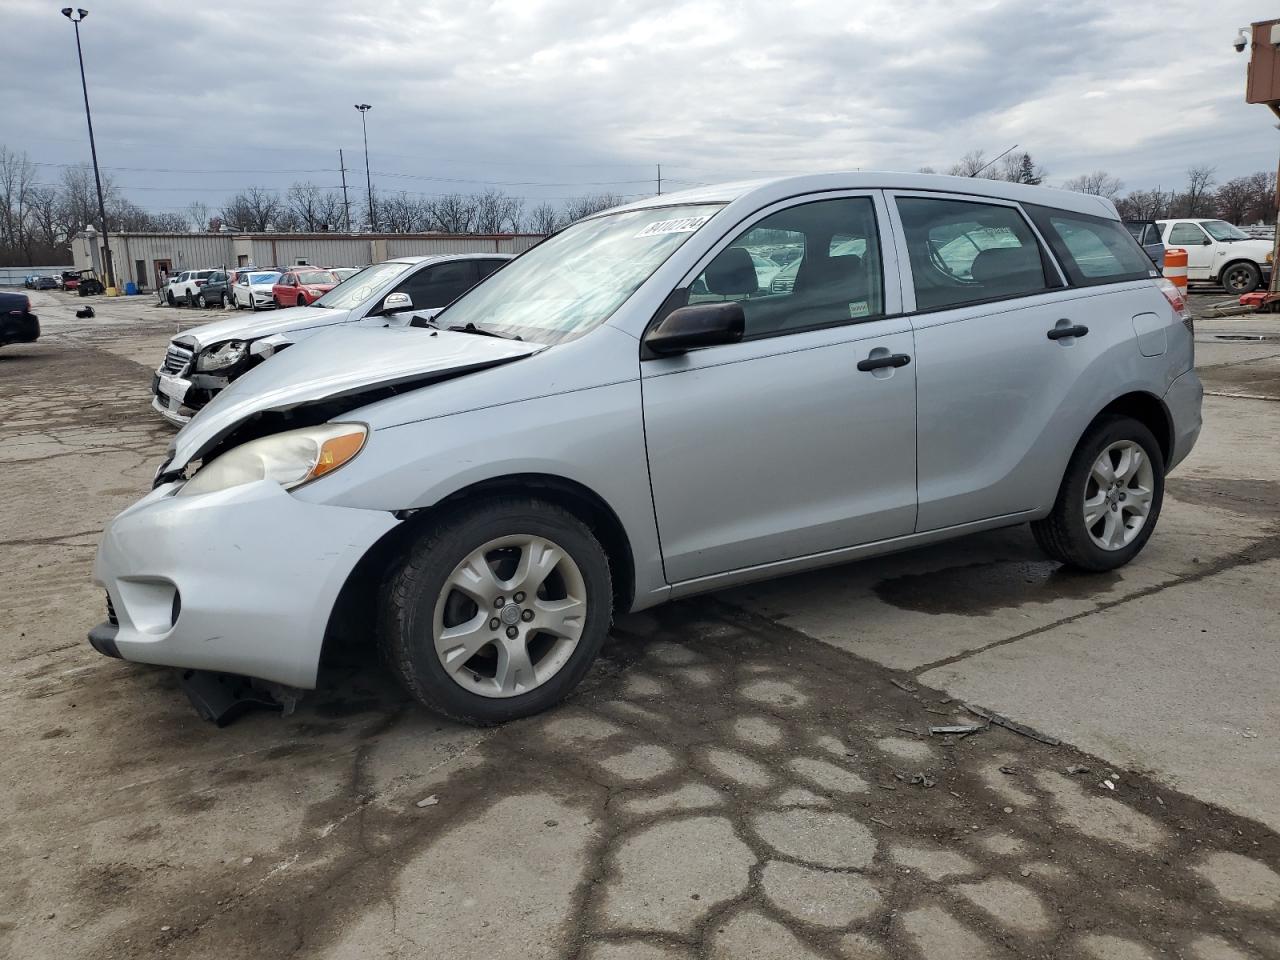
[354,103,376,233]
[61,7,115,294]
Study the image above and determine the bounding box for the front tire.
[378,498,613,724]
[167,291,176,306]
[1221,261,1262,294]
[1031,415,1165,571]
[196,292,207,308]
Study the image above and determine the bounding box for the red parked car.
[271,269,339,308]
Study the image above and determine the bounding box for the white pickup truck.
[165,269,218,306]
[1156,218,1273,294]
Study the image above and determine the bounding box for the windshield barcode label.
[636,215,713,238]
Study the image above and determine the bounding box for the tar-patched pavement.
[2,289,1279,960]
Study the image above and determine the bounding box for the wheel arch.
[321,472,637,665]
[1090,390,1173,465]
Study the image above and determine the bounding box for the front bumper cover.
[91,478,399,688]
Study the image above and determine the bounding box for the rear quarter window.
[1029,205,1155,286]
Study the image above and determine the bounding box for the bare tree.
[220,186,282,231]
[428,193,477,233]
[1063,171,1124,200]
[1179,165,1217,218]
[563,192,625,222]
[948,150,990,178]
[184,201,210,232]
[1000,152,1046,185]
[149,211,190,232]
[379,191,431,233]
[473,188,523,233]
[1215,176,1254,225]
[0,146,36,257]
[1115,188,1173,221]
[25,185,63,252]
[287,182,343,231]
[1244,170,1278,224]
[527,201,562,234]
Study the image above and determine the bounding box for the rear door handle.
[857,353,911,372]
[1047,324,1089,340]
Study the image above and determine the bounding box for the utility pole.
[61,7,115,294]
[338,148,351,232]
[657,163,662,196]
[354,104,375,232]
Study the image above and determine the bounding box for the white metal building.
[72,230,545,291]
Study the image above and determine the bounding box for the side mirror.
[1203,238,1213,246]
[645,302,745,356]
[380,291,412,314]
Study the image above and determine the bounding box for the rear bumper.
[0,312,39,346]
[1164,367,1203,472]
[91,479,399,688]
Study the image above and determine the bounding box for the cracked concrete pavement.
[2,289,1278,959]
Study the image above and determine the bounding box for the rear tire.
[378,498,613,725]
[273,296,283,309]
[1221,261,1262,294]
[1031,415,1165,571]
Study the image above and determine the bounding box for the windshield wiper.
[448,322,522,341]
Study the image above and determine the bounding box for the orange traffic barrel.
[1163,247,1188,297]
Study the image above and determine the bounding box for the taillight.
[195,279,207,287]
[1155,278,1190,323]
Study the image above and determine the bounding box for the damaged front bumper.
[151,369,235,427]
[90,478,399,689]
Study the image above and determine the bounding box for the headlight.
[196,340,248,371]
[178,424,367,497]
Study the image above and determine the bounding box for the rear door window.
[896,196,1053,310]
[1026,205,1155,286]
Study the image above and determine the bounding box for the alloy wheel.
[1083,440,1155,550]
[432,535,587,698]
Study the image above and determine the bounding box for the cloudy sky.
[6,0,1279,217]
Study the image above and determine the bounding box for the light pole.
[61,7,115,294]
[354,104,376,232]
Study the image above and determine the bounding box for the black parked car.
[0,292,40,348]
[188,271,231,308]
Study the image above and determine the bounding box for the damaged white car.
[94,173,1201,726]
[151,254,510,425]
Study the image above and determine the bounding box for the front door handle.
[857,353,911,372]
[1047,324,1089,340]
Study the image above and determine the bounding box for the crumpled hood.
[166,325,541,470]
[176,305,353,350]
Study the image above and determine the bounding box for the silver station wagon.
[92,173,1202,724]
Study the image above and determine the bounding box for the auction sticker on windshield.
[635,215,714,238]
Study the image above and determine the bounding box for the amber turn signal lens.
[311,431,366,480]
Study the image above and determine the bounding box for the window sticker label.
[848,300,870,318]
[636,215,713,238]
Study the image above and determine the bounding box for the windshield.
[298,271,336,285]
[437,204,722,344]
[1202,220,1250,241]
[312,260,416,309]
[247,272,280,284]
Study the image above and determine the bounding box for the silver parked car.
[92,173,1202,725]
[152,254,511,425]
